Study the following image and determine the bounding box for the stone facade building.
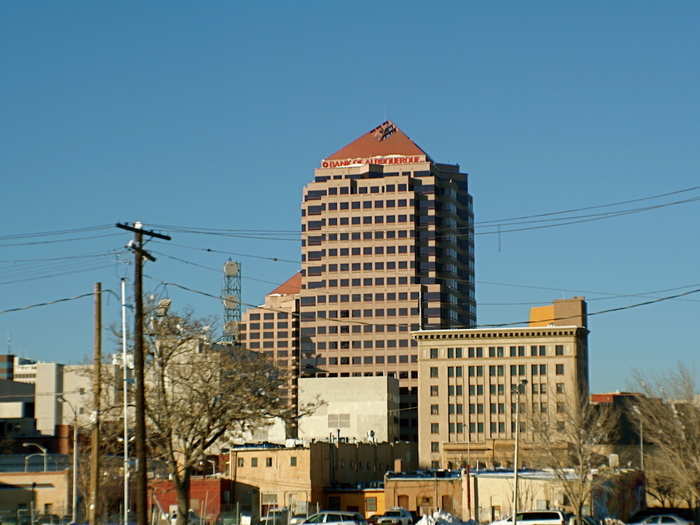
[414,298,589,468]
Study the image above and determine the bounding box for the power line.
[476,287,700,328]
[144,186,700,240]
[0,263,116,286]
[149,250,286,287]
[0,250,120,264]
[0,233,122,248]
[0,224,113,241]
[475,185,700,225]
[0,292,98,315]
[150,278,700,331]
[152,240,298,264]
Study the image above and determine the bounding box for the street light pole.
[512,379,528,525]
[22,443,47,472]
[121,277,131,525]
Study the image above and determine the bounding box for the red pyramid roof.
[324,121,429,161]
[269,272,301,296]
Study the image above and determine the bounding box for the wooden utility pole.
[133,225,147,525]
[116,222,171,525]
[89,282,102,525]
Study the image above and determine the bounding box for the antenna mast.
[222,260,242,344]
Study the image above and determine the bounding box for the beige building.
[470,469,643,523]
[296,120,476,441]
[298,376,400,443]
[223,441,417,518]
[384,469,470,518]
[414,298,589,468]
[0,470,71,517]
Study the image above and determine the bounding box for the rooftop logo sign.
[321,155,426,169]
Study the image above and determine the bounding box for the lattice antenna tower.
[222,260,242,344]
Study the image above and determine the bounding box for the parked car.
[301,511,367,525]
[291,514,312,525]
[491,510,573,525]
[261,508,289,525]
[627,515,692,525]
[367,515,383,525]
[375,509,413,525]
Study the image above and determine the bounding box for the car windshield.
[384,512,401,517]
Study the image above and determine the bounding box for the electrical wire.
[0,224,113,241]
[149,278,700,330]
[0,263,116,286]
[142,186,700,240]
[149,250,286,287]
[0,292,98,315]
[0,250,120,264]
[0,233,122,248]
[475,286,700,328]
[152,240,298,264]
[475,185,700,225]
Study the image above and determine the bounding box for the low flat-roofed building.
[384,469,470,519]
[298,376,400,443]
[223,441,416,519]
[470,468,644,523]
[0,470,71,518]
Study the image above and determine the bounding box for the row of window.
[325,214,415,225]
[429,381,567,397]
[428,382,566,399]
[244,322,292,330]
[304,323,420,335]
[316,339,418,350]
[324,354,418,365]
[301,307,420,320]
[237,456,297,468]
[306,244,415,259]
[430,398,565,415]
[302,291,420,304]
[429,363,566,378]
[246,341,297,349]
[429,421,533,436]
[307,183,411,197]
[327,198,414,210]
[248,312,289,321]
[308,261,415,274]
[306,276,417,289]
[306,229,416,245]
[429,345,566,359]
[317,370,420,382]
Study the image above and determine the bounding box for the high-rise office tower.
[299,121,475,440]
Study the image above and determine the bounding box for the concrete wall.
[298,376,400,442]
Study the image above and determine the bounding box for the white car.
[492,511,572,525]
[376,509,413,525]
[628,515,692,525]
[302,511,368,525]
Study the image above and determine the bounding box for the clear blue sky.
[2,2,698,393]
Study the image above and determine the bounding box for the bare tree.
[144,308,314,525]
[528,393,618,523]
[633,364,700,514]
